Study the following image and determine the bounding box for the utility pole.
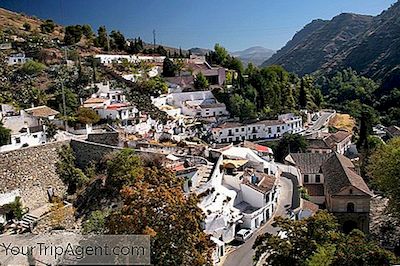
[61,47,67,129]
[153,29,156,53]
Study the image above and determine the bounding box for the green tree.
[96,26,109,50]
[368,137,400,218]
[162,57,176,77]
[194,72,209,90]
[40,19,55,33]
[76,107,100,125]
[110,30,126,51]
[44,121,58,140]
[55,88,79,117]
[274,133,308,162]
[83,210,108,234]
[64,25,83,45]
[229,93,256,121]
[0,121,11,147]
[253,211,396,265]
[56,145,89,194]
[105,149,143,190]
[21,60,46,75]
[81,24,94,39]
[23,22,31,31]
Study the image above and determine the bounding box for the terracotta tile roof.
[289,153,331,174]
[243,171,276,193]
[322,153,372,196]
[307,138,331,150]
[324,130,352,147]
[243,141,273,154]
[25,106,59,118]
[305,184,325,196]
[84,98,108,104]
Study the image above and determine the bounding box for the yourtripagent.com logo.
[0,233,150,265]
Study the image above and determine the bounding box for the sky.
[0,0,397,51]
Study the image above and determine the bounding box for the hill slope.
[232,46,275,66]
[262,1,400,86]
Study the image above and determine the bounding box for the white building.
[95,54,166,65]
[8,53,31,65]
[0,105,59,152]
[152,90,229,121]
[211,113,303,143]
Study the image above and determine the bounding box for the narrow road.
[222,175,293,266]
[305,111,335,136]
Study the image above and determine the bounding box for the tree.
[56,145,89,194]
[55,88,79,117]
[368,137,400,218]
[274,133,308,162]
[23,22,31,31]
[64,25,83,45]
[83,210,108,234]
[213,43,229,65]
[229,94,256,121]
[81,24,94,39]
[194,72,209,90]
[162,57,176,77]
[110,30,126,51]
[253,211,396,265]
[105,166,214,265]
[76,107,100,125]
[96,26,109,50]
[105,149,143,190]
[40,19,55,33]
[44,121,58,140]
[21,60,46,75]
[299,77,308,109]
[0,121,11,147]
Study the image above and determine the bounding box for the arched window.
[347,202,355,213]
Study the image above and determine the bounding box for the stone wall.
[70,139,121,169]
[87,132,120,146]
[0,141,69,210]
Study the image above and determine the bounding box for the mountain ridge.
[262,1,400,89]
[231,46,275,66]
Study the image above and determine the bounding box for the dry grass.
[0,8,64,39]
[329,113,356,132]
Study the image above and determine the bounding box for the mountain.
[232,46,275,66]
[189,47,212,56]
[262,1,400,87]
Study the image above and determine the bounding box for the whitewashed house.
[7,53,31,65]
[152,90,229,121]
[211,113,303,143]
[0,105,59,152]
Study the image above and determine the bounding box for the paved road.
[222,175,293,266]
[305,111,335,136]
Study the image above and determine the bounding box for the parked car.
[235,229,253,242]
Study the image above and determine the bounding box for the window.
[235,128,239,132]
[304,174,309,183]
[268,127,271,133]
[277,127,281,133]
[315,175,321,183]
[242,128,245,132]
[15,137,21,144]
[347,202,355,213]
[33,134,38,138]
[349,189,353,194]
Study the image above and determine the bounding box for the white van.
[235,229,253,242]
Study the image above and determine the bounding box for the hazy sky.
[0,0,397,51]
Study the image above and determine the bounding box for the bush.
[56,145,89,194]
[21,60,46,75]
[40,19,55,33]
[23,22,31,31]
[76,107,100,125]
